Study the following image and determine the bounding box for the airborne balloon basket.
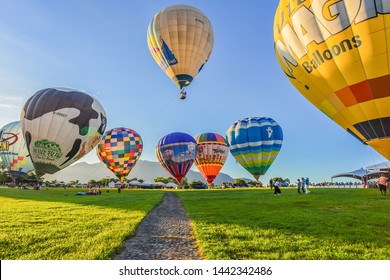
[179,89,187,100]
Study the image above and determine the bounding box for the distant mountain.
[42,160,242,185]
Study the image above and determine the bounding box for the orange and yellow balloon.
[195,132,228,186]
[274,0,390,159]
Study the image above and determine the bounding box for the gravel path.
[114,192,201,260]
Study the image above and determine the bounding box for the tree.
[248,180,262,187]
[180,177,188,188]
[189,180,204,188]
[234,178,247,187]
[270,177,290,186]
[154,176,169,184]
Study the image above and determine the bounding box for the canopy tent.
[128,180,142,186]
[366,161,390,172]
[165,182,178,188]
[140,180,154,189]
[331,168,381,181]
[154,182,166,187]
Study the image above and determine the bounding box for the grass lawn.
[0,187,164,260]
[176,188,390,260]
[1,186,389,260]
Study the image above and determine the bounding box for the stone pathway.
[114,192,201,260]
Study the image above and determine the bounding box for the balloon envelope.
[226,117,283,181]
[0,121,34,179]
[96,127,143,183]
[274,1,390,159]
[20,87,107,177]
[147,5,214,96]
[195,132,228,185]
[156,132,197,184]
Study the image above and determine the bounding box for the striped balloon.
[226,117,283,181]
[156,132,197,185]
[0,121,34,179]
[96,127,143,183]
[195,132,228,186]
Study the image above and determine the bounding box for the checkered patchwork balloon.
[97,127,143,182]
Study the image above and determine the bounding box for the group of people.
[296,177,310,194]
[88,185,101,195]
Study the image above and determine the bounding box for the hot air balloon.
[20,87,107,177]
[226,117,283,181]
[96,127,143,183]
[156,132,198,185]
[0,121,34,180]
[274,1,390,159]
[147,5,214,99]
[194,132,228,186]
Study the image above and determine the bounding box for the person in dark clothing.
[274,180,281,196]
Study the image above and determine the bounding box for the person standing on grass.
[297,178,302,194]
[301,177,306,193]
[269,179,273,189]
[274,180,281,196]
[378,174,388,196]
[305,177,310,194]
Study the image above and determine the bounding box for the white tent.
[128,180,142,186]
[366,161,390,171]
[165,182,178,189]
[331,168,381,181]
[154,182,166,187]
[140,181,154,189]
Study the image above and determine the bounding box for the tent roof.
[129,180,141,185]
[366,161,390,171]
[331,168,381,180]
[141,181,154,186]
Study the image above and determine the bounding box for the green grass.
[0,187,164,260]
[175,188,390,260]
[1,186,389,260]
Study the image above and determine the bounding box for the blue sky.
[0,0,387,184]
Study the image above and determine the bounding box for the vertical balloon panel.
[274,0,390,159]
[20,88,107,177]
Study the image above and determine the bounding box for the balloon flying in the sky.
[147,5,214,100]
[20,87,107,177]
[226,117,283,181]
[274,0,390,159]
[96,127,143,183]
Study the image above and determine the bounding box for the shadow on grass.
[0,187,165,212]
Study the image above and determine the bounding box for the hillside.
[42,160,241,185]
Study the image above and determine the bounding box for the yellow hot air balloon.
[274,0,390,159]
[147,4,214,99]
